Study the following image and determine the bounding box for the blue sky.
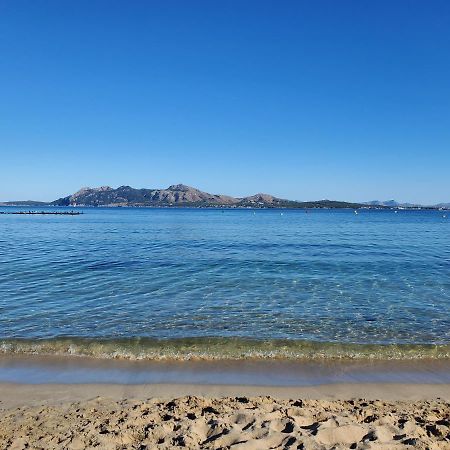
[1,1,449,203]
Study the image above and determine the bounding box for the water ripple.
[0,207,449,355]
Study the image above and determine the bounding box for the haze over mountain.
[366,200,450,209]
[366,200,421,208]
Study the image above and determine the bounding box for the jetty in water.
[0,211,83,215]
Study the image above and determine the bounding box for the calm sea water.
[0,207,449,360]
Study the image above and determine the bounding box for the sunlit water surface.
[0,207,449,360]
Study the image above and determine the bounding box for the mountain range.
[51,184,367,209]
[366,200,422,208]
[1,184,448,209]
[366,200,450,209]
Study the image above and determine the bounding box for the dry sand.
[0,383,449,449]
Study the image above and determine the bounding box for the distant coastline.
[2,184,449,210]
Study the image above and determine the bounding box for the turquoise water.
[0,207,449,360]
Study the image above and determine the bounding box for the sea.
[0,206,449,365]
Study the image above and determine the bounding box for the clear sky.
[1,1,449,204]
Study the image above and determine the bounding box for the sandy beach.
[1,382,449,449]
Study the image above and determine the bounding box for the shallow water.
[1,355,450,385]
[0,207,449,360]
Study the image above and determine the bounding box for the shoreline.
[2,358,449,447]
[1,354,450,386]
[2,336,450,361]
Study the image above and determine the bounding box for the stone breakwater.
[0,210,82,215]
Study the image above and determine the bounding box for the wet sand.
[1,354,450,385]
[1,355,449,448]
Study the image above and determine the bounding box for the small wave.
[0,337,449,361]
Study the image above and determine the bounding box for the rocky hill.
[52,184,369,208]
[5,185,447,209]
[53,184,239,207]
